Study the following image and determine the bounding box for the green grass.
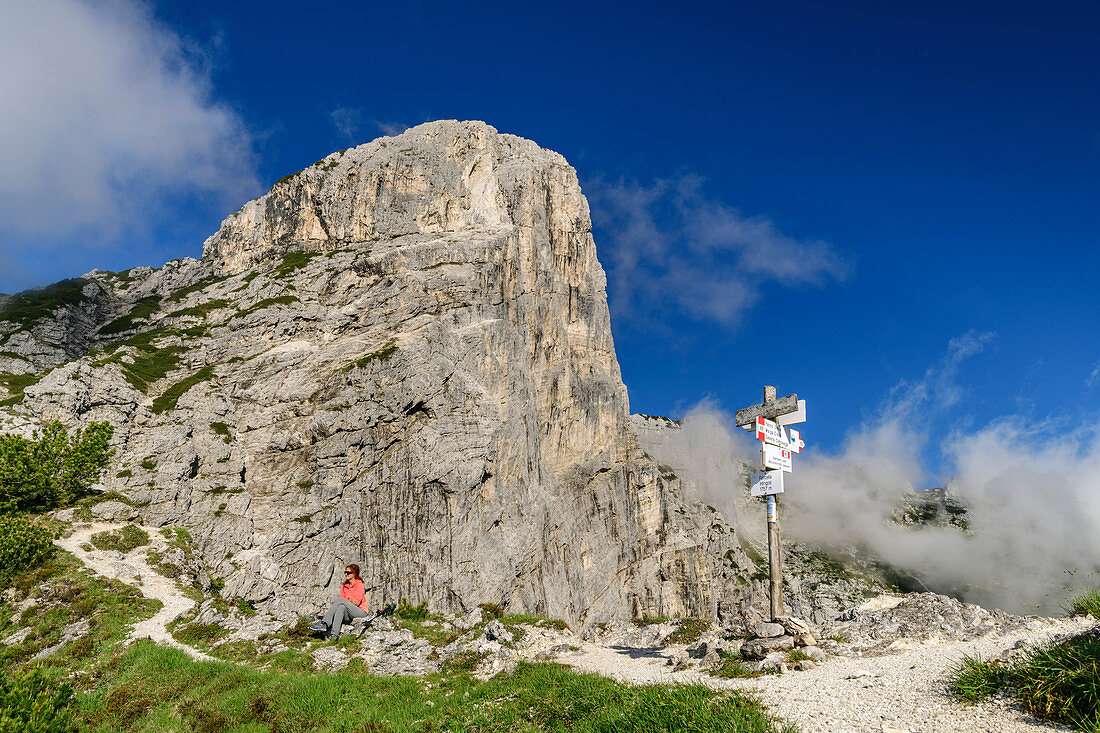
[90,525,150,553]
[0,370,44,407]
[70,643,794,732]
[210,421,232,442]
[0,278,89,328]
[713,653,764,679]
[665,618,712,645]
[150,365,215,413]
[167,275,230,303]
[949,629,1100,730]
[232,295,299,321]
[167,298,229,319]
[274,251,320,278]
[343,338,398,371]
[98,296,162,335]
[1066,589,1100,619]
[95,328,184,393]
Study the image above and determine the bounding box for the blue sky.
[2,0,1098,482]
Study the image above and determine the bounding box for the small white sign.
[755,417,803,453]
[761,443,793,472]
[751,470,784,496]
[775,399,807,426]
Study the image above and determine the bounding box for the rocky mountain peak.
[203,120,582,276]
[0,122,885,625]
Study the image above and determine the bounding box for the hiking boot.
[309,621,329,633]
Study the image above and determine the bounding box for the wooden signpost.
[736,386,807,621]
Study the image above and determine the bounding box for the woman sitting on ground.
[310,564,368,639]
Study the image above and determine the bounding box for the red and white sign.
[761,443,793,472]
[755,417,803,453]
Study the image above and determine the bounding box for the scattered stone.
[2,627,30,646]
[454,608,482,631]
[797,633,817,647]
[90,501,138,522]
[753,622,785,638]
[794,660,816,671]
[848,669,876,679]
[740,635,795,660]
[802,645,827,663]
[484,619,513,643]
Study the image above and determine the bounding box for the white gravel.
[564,617,1095,732]
[56,521,213,661]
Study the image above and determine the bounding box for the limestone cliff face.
[0,121,766,624]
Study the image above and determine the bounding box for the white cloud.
[588,175,851,327]
[649,334,1100,615]
[0,0,258,241]
[1087,360,1100,389]
[330,107,362,140]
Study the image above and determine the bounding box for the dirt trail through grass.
[56,522,213,661]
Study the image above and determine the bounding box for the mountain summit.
[0,121,864,623]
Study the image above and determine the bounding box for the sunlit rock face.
[1,121,770,624]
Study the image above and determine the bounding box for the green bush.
[0,421,114,514]
[0,667,75,732]
[950,629,1100,730]
[90,525,150,553]
[0,514,54,581]
[397,598,430,620]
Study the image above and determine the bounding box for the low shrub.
[0,667,75,732]
[397,598,430,621]
[0,421,114,513]
[0,514,54,582]
[90,525,149,553]
[478,602,504,619]
[1066,589,1100,619]
[665,617,711,644]
[950,628,1100,730]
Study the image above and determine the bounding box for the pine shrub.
[0,667,75,732]
[0,514,53,582]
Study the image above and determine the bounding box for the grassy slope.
[1,546,796,733]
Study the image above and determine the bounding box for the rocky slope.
[0,121,784,624]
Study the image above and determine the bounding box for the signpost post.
[735,386,806,621]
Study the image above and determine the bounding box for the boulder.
[752,622,785,638]
[740,635,795,660]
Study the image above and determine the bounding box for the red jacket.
[340,578,367,610]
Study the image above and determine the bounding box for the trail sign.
[735,392,799,427]
[751,469,784,496]
[754,417,803,453]
[761,443,792,472]
[775,399,807,426]
[736,385,808,622]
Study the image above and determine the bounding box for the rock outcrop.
[0,121,776,624]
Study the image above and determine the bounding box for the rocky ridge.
[0,120,788,624]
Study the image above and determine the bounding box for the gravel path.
[56,522,213,661]
[564,618,1094,732]
[56,521,1094,730]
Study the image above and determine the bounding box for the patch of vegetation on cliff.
[95,328,184,393]
[0,370,44,407]
[0,278,90,329]
[275,251,321,278]
[167,299,230,320]
[167,275,231,303]
[98,296,162,336]
[150,366,216,414]
[90,525,150,553]
[231,295,299,321]
[343,338,398,371]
